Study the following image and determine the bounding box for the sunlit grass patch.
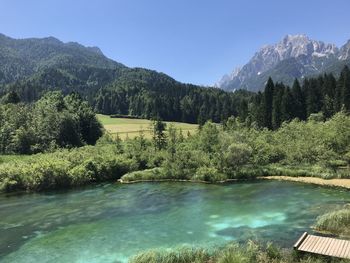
[97,114,198,139]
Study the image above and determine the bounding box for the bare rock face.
[217,35,348,92]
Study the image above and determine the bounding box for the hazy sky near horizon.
[1,0,350,85]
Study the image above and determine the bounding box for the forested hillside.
[0,34,252,124]
[1,34,350,128]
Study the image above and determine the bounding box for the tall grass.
[315,206,350,236]
[129,242,350,263]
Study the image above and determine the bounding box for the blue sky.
[1,0,350,85]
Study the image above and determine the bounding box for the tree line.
[247,65,350,129]
[92,65,350,129]
[2,65,350,131]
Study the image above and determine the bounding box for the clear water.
[0,181,349,263]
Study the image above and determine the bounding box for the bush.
[121,168,164,182]
[194,166,227,182]
[0,145,138,192]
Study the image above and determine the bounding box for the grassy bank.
[314,206,350,237]
[120,164,350,184]
[0,144,139,192]
[129,242,350,263]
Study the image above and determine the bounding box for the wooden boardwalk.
[294,232,350,259]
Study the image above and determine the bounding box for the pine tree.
[306,79,322,115]
[291,79,306,120]
[238,99,248,121]
[152,119,167,150]
[272,83,284,129]
[263,77,275,129]
[322,73,337,117]
[341,66,350,111]
[2,91,20,104]
[281,87,294,122]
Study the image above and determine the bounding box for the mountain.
[0,33,252,124]
[217,34,350,92]
[0,33,122,83]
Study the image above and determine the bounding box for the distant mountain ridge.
[217,34,350,92]
[0,33,249,125]
[0,33,124,84]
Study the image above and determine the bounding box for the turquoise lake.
[0,180,349,263]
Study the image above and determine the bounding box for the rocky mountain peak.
[217,34,344,91]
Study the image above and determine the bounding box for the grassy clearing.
[97,114,198,139]
[129,242,350,263]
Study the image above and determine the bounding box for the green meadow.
[97,114,198,139]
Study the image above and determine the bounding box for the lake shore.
[262,176,350,189]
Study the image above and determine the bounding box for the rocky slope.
[217,34,350,92]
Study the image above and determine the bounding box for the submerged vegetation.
[129,242,350,263]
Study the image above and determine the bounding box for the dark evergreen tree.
[152,119,167,150]
[281,87,294,122]
[272,83,284,129]
[306,79,322,116]
[238,99,248,121]
[263,77,275,129]
[2,91,21,104]
[291,79,306,120]
[341,66,350,111]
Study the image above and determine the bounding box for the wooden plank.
[344,241,350,259]
[298,235,309,251]
[294,232,308,249]
[315,236,328,254]
[339,240,348,258]
[334,240,345,258]
[324,238,337,256]
[329,239,343,257]
[308,236,322,253]
[299,235,313,251]
[344,240,350,259]
[336,239,348,258]
[320,237,332,255]
[309,236,323,253]
[337,239,347,258]
[340,240,350,258]
[294,233,350,259]
[326,239,339,257]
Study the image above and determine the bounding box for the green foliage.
[152,119,167,150]
[248,66,350,130]
[121,112,350,183]
[0,91,102,154]
[315,206,350,236]
[0,145,138,192]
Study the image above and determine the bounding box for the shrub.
[194,166,227,182]
[0,145,138,192]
